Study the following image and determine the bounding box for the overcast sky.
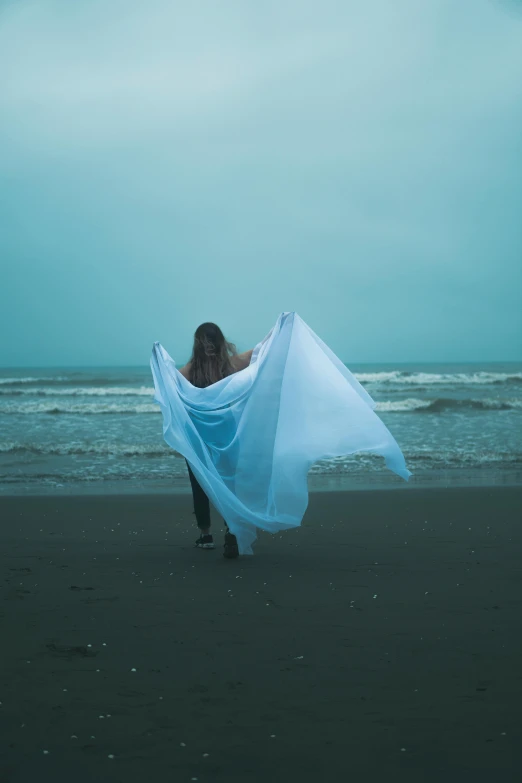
[1,0,521,367]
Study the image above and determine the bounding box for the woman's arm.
[232,349,253,371]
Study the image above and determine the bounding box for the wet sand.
[1,486,521,782]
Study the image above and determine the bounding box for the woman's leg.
[185,460,211,535]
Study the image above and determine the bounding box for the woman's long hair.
[188,322,238,388]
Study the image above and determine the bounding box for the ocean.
[1,361,521,495]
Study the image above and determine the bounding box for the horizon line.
[1,359,521,370]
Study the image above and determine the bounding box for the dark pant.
[186,459,229,534]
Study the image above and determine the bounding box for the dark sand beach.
[1,486,521,782]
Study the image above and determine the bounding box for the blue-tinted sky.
[1,0,521,366]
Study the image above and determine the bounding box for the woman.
[178,321,253,559]
[152,312,412,556]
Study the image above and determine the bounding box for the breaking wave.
[0,397,520,415]
[375,398,522,413]
[0,402,159,414]
[357,371,522,386]
[1,370,521,394]
[0,386,153,397]
[0,441,178,456]
[0,376,70,385]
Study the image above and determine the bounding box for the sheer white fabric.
[150,311,412,555]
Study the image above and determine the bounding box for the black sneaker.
[195,534,215,549]
[223,532,239,559]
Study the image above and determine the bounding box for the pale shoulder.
[178,360,192,380]
[231,349,253,372]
